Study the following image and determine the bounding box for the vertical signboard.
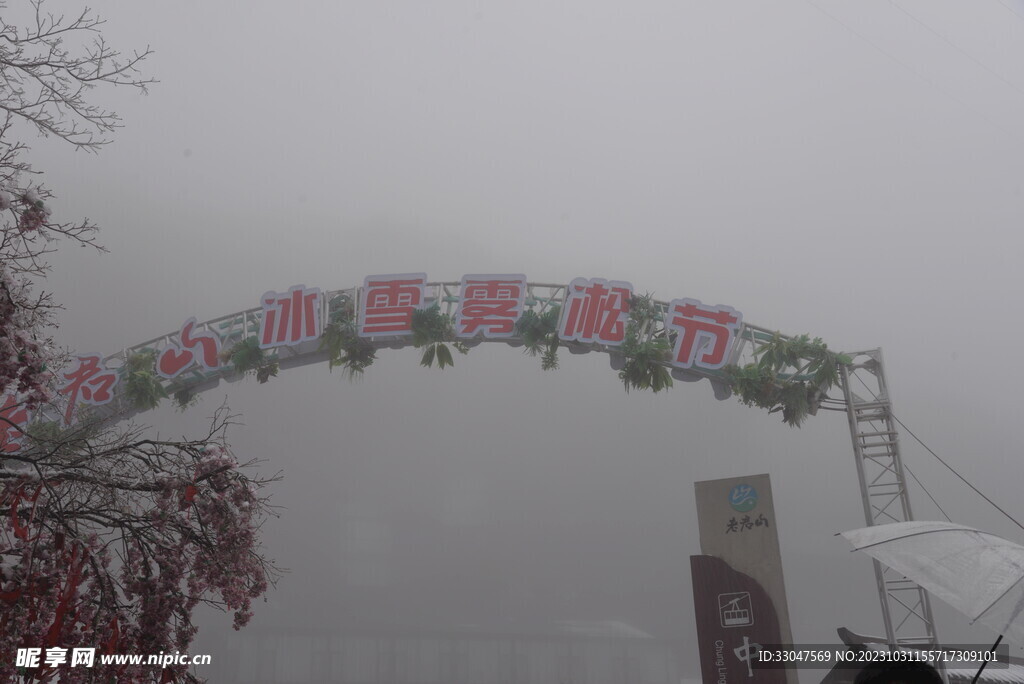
[694,474,796,684]
[691,555,787,684]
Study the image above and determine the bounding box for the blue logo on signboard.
[728,484,758,512]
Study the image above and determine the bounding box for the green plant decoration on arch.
[410,304,468,369]
[723,333,851,427]
[513,305,561,370]
[619,293,674,394]
[122,350,167,411]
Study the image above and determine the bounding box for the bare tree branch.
[0,5,280,682]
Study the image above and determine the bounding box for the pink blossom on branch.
[0,4,280,682]
[0,412,280,684]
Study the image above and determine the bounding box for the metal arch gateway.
[84,278,934,651]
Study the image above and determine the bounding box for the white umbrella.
[841,521,1024,682]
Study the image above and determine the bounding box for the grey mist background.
[20,1,1024,680]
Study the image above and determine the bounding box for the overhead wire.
[996,0,1024,22]
[804,0,1023,144]
[829,382,947,518]
[739,0,1021,528]
[798,0,1024,528]
[902,462,952,523]
[888,0,1024,100]
[852,373,1024,533]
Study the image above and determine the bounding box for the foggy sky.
[18,0,1024,678]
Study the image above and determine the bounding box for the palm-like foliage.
[513,306,561,370]
[321,319,377,378]
[122,350,167,411]
[618,294,673,394]
[619,338,674,393]
[724,334,851,427]
[171,386,199,411]
[222,337,279,384]
[318,293,377,377]
[410,305,467,369]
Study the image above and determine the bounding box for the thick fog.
[23,1,1024,681]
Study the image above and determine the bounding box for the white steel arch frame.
[90,281,936,649]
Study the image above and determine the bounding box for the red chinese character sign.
[667,298,742,370]
[0,393,31,453]
[455,274,527,339]
[53,276,759,425]
[58,354,119,426]
[558,277,632,345]
[358,274,427,336]
[259,285,323,349]
[157,318,222,379]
